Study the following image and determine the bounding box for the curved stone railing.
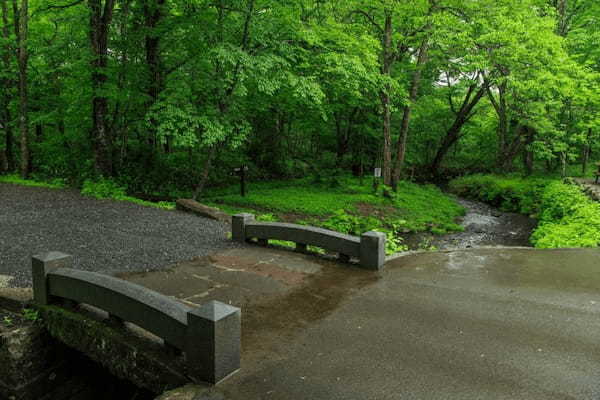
[232,213,386,270]
[31,252,240,384]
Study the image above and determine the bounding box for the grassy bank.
[205,177,465,253]
[449,174,600,249]
[0,175,175,210]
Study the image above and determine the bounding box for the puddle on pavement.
[242,260,380,355]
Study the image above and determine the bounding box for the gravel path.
[0,183,240,288]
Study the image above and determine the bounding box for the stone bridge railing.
[232,213,386,270]
[31,252,241,384]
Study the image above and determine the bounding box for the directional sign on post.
[234,166,249,197]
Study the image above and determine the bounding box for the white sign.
[374,168,382,178]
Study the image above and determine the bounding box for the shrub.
[81,178,175,210]
[531,182,600,248]
[449,174,552,215]
[450,175,600,248]
[81,179,127,199]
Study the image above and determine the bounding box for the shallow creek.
[407,198,538,251]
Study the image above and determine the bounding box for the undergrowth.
[450,174,600,249]
[0,174,66,189]
[206,176,465,255]
[81,179,175,210]
[448,174,553,216]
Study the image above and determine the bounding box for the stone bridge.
[3,244,600,399]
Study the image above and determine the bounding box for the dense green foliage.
[1,0,600,194]
[449,175,553,215]
[532,182,600,248]
[450,174,600,248]
[207,177,465,254]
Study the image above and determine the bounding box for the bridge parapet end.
[31,252,241,385]
[186,301,241,384]
[32,252,73,305]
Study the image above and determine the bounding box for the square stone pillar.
[186,301,241,384]
[360,232,386,270]
[31,252,73,305]
[231,213,255,243]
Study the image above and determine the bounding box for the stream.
[408,198,538,251]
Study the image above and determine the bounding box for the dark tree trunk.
[193,145,217,201]
[89,0,116,176]
[144,0,165,150]
[523,126,535,176]
[0,0,13,172]
[12,0,29,178]
[335,108,358,166]
[35,123,42,141]
[582,128,591,175]
[430,83,488,176]
[391,39,429,190]
[380,13,393,186]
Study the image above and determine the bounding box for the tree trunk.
[89,0,116,176]
[12,0,29,178]
[144,0,165,151]
[430,83,488,176]
[0,0,13,172]
[391,39,429,190]
[193,145,217,201]
[380,13,393,186]
[582,128,591,175]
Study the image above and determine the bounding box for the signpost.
[234,166,249,197]
[373,167,381,192]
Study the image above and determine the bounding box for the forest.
[1,0,600,249]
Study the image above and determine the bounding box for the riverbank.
[406,198,537,251]
[449,174,600,249]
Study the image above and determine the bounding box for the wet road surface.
[127,246,600,399]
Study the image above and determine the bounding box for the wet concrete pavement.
[126,246,600,399]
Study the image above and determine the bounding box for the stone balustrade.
[31,252,241,385]
[232,213,386,270]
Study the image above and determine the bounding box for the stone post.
[31,252,73,305]
[360,232,386,270]
[231,213,255,243]
[186,301,241,384]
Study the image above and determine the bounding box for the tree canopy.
[1,0,599,195]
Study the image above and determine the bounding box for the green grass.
[0,174,66,189]
[205,176,465,254]
[0,174,175,210]
[81,179,175,210]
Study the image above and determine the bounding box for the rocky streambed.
[408,198,538,251]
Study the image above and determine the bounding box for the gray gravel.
[0,183,240,288]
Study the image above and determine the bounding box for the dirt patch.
[0,309,26,334]
[354,202,399,220]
